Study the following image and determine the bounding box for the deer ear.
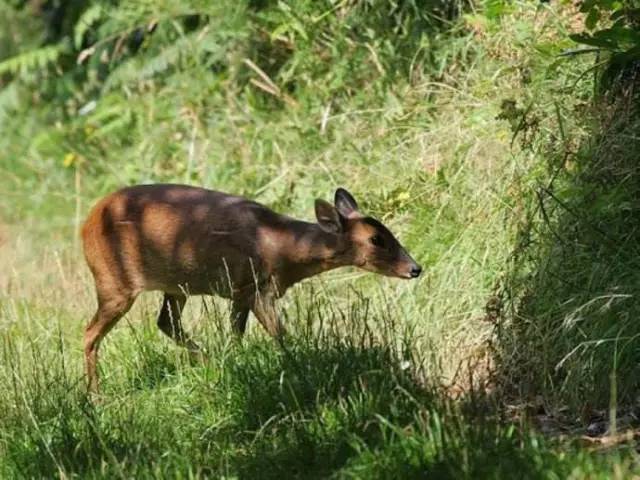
[315,199,343,233]
[334,188,360,219]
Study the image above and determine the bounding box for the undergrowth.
[494,64,640,413]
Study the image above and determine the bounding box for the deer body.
[82,184,421,392]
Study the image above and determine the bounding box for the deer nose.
[410,265,422,278]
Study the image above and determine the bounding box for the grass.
[1,292,637,478]
[492,35,640,412]
[2,0,640,477]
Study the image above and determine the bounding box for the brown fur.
[81,184,420,392]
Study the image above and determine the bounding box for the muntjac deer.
[82,185,421,391]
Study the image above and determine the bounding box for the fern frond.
[74,4,104,49]
[103,30,202,90]
[0,44,66,77]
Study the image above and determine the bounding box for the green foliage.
[0,0,474,224]
[0,43,67,76]
[489,0,640,413]
[74,4,104,50]
[495,78,640,410]
[571,1,640,68]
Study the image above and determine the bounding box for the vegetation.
[2,0,640,477]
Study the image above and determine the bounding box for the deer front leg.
[230,300,250,336]
[251,288,286,339]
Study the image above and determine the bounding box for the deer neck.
[273,220,348,287]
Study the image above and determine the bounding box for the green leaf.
[585,8,600,31]
[570,26,640,51]
[569,33,610,49]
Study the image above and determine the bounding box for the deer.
[81,184,422,392]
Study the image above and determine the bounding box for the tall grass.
[495,66,640,411]
[1,288,636,478]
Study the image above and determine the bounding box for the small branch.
[243,58,297,106]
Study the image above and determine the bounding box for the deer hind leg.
[84,292,135,393]
[156,293,201,352]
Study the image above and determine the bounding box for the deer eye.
[370,235,385,248]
